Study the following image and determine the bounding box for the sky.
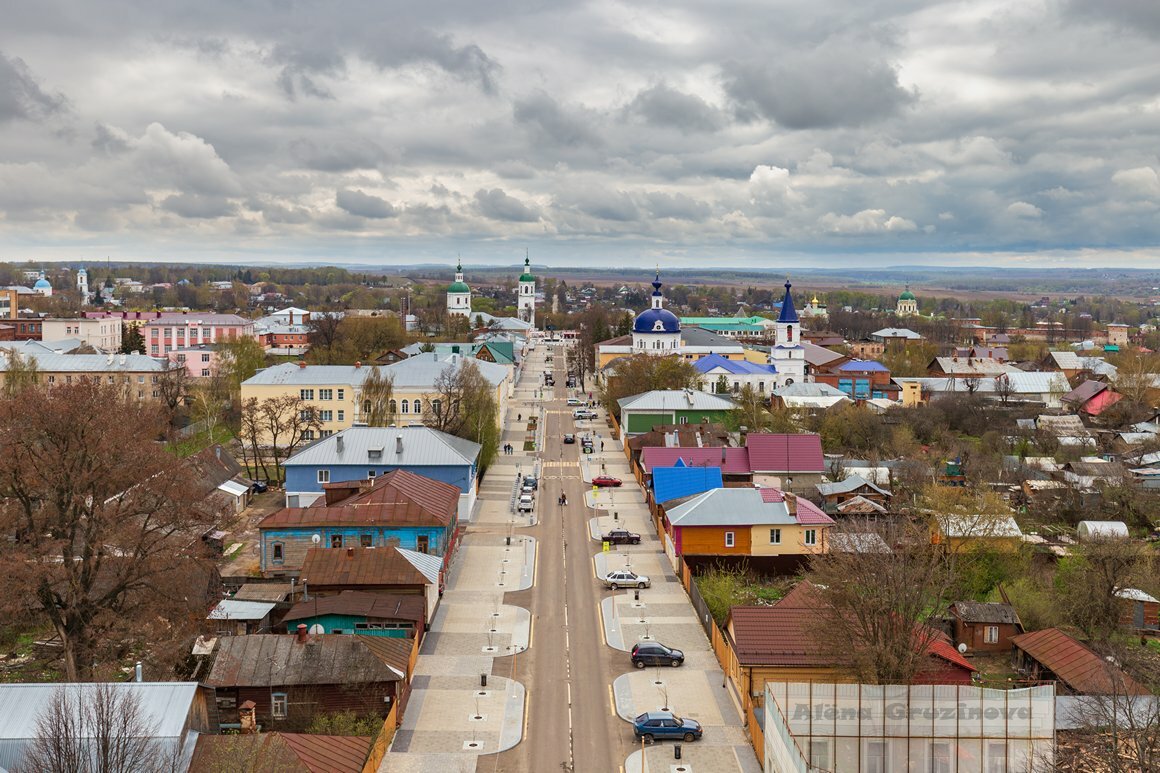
[2,0,1160,269]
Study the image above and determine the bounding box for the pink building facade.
[145,314,254,357]
[168,345,221,378]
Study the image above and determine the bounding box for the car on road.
[631,642,684,668]
[522,475,538,490]
[601,570,649,589]
[572,409,597,419]
[517,494,534,512]
[563,433,576,444]
[633,711,702,743]
[566,397,583,406]
[600,529,641,545]
[592,476,622,487]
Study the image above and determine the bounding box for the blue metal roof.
[634,307,681,333]
[653,465,723,505]
[777,280,798,323]
[836,359,890,372]
[692,353,777,375]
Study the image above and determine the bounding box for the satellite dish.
[308,624,325,635]
[311,534,321,545]
[957,643,968,654]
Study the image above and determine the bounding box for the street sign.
[603,541,610,552]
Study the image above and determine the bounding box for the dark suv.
[633,711,702,743]
[631,641,684,668]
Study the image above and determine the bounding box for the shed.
[207,599,277,636]
[1115,587,1160,630]
[1011,628,1148,695]
[190,732,372,773]
[948,601,1023,653]
[1076,521,1128,541]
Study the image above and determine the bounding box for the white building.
[517,256,536,328]
[40,317,123,353]
[632,271,682,354]
[76,266,90,304]
[33,271,52,297]
[446,259,472,319]
[770,280,807,387]
[896,285,918,316]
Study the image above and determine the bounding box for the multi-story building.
[0,344,169,400]
[169,344,220,378]
[41,317,123,352]
[143,314,254,357]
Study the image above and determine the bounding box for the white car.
[573,408,598,420]
[517,494,534,512]
[566,397,583,406]
[602,570,650,589]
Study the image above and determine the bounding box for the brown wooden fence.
[747,703,765,766]
[362,700,399,772]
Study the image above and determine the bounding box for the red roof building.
[744,433,826,494]
[1011,627,1148,695]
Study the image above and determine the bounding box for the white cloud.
[1111,167,1160,198]
[1006,201,1044,219]
[819,209,918,234]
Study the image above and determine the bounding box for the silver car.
[602,570,650,589]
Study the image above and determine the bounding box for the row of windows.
[300,388,346,401]
[720,528,817,547]
[175,353,213,363]
[46,373,154,385]
[269,532,431,562]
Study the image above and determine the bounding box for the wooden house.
[948,601,1024,653]
[299,546,443,622]
[205,630,414,731]
[814,474,892,514]
[1116,587,1160,631]
[1011,628,1148,695]
[281,591,426,638]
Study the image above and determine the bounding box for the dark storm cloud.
[0,52,65,122]
[724,40,915,129]
[514,93,603,148]
[624,84,723,133]
[336,188,397,219]
[474,188,541,222]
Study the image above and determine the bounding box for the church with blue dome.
[632,270,681,353]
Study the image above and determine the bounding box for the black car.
[522,475,538,490]
[631,642,684,668]
[601,529,640,545]
[563,433,576,444]
[250,480,269,494]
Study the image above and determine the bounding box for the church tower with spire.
[770,279,807,386]
[632,269,681,354]
[517,255,536,327]
[446,258,472,319]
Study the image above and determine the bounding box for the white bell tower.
[517,254,536,327]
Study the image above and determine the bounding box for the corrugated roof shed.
[950,601,1021,625]
[260,470,459,529]
[815,474,891,498]
[208,599,277,621]
[1012,628,1149,695]
[745,433,825,473]
[652,465,724,505]
[299,547,433,587]
[282,591,425,624]
[190,732,372,773]
[205,634,405,687]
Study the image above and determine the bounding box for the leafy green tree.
[120,323,145,354]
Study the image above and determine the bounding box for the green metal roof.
[447,280,470,293]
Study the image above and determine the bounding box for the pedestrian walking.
[600,440,605,452]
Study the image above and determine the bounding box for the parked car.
[249,480,269,494]
[517,494,534,512]
[633,711,702,743]
[572,409,597,420]
[601,529,641,545]
[563,433,576,444]
[631,642,684,668]
[601,570,649,589]
[566,397,583,406]
[592,476,622,487]
[522,475,538,490]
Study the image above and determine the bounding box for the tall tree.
[2,349,39,396]
[119,323,144,354]
[599,354,701,415]
[360,368,396,426]
[235,395,323,482]
[423,360,499,470]
[0,381,218,680]
[217,336,267,397]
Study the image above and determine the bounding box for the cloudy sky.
[2,0,1160,269]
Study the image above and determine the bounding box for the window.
[300,389,314,400]
[300,409,314,421]
[176,354,186,363]
[431,399,441,416]
[47,375,55,383]
[412,399,421,414]
[360,534,373,547]
[271,543,284,563]
[201,369,210,377]
[201,353,211,362]
[389,399,397,414]
[986,742,1007,773]
[317,469,330,484]
[401,400,409,414]
[984,625,1000,644]
[319,388,333,400]
[337,410,344,422]
[271,693,288,719]
[367,470,376,479]
[804,529,817,546]
[865,741,886,773]
[330,534,343,548]
[319,410,333,422]
[724,531,735,548]
[931,742,951,773]
[678,416,688,425]
[809,740,832,770]
[337,389,345,400]
[769,528,781,544]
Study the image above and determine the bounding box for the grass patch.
[169,424,233,458]
[523,440,536,451]
[694,566,792,626]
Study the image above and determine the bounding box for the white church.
[445,257,537,331]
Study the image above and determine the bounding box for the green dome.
[519,271,535,283]
[899,289,916,301]
[448,281,471,294]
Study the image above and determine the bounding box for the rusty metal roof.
[282,591,425,624]
[299,547,433,588]
[261,469,458,529]
[205,634,405,688]
[1012,627,1149,695]
[190,732,371,773]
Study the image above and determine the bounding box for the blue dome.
[634,307,681,334]
[34,277,51,289]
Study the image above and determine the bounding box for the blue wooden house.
[282,425,481,513]
[281,591,426,638]
[259,469,461,575]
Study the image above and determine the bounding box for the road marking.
[596,593,607,646]
[608,684,617,717]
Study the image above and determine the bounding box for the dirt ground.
[218,489,284,580]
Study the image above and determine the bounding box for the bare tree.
[360,367,396,426]
[24,684,180,773]
[806,518,957,684]
[1057,537,1150,644]
[423,360,499,470]
[0,381,219,680]
[257,395,322,479]
[155,361,188,415]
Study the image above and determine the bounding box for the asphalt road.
[490,346,630,773]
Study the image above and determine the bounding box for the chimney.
[296,623,308,643]
[336,435,344,453]
[298,360,307,369]
[396,435,404,455]
[214,445,221,460]
[354,361,362,369]
[346,547,354,558]
[239,701,258,734]
[134,661,142,682]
